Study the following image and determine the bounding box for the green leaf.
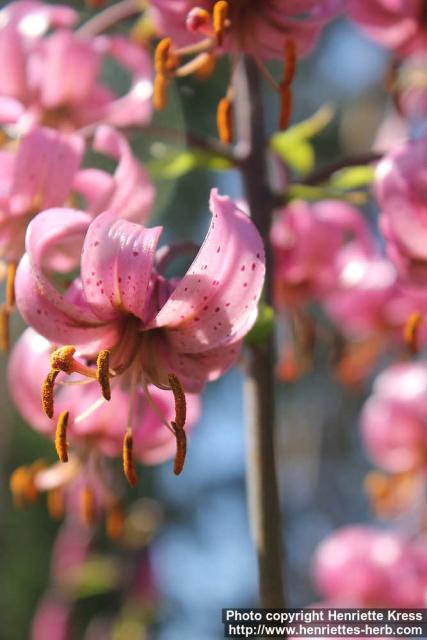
[270,105,335,175]
[71,556,120,598]
[287,184,368,205]
[245,304,275,345]
[330,165,375,190]
[148,149,232,179]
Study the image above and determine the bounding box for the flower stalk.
[235,56,286,608]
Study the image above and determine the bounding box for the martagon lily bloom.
[361,363,427,475]
[347,0,427,56]
[0,124,154,350]
[14,189,265,476]
[150,0,342,59]
[0,1,153,132]
[0,124,154,265]
[313,525,427,607]
[375,135,427,286]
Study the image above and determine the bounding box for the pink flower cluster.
[0,1,267,522]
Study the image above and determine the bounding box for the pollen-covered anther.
[55,410,69,463]
[10,461,44,506]
[155,37,178,76]
[168,373,187,429]
[96,349,111,401]
[403,311,423,355]
[123,430,137,487]
[278,84,292,130]
[154,73,169,111]
[217,96,233,144]
[50,345,77,374]
[0,304,10,352]
[194,52,216,80]
[213,1,229,46]
[106,501,125,540]
[172,421,187,476]
[80,485,96,526]
[6,262,16,309]
[47,488,65,520]
[283,39,297,87]
[42,369,60,418]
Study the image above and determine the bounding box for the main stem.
[235,56,286,608]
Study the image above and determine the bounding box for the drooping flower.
[0,125,154,265]
[14,189,264,475]
[270,200,374,307]
[0,1,153,132]
[361,363,427,474]
[324,246,427,344]
[375,135,427,285]
[0,124,154,350]
[347,0,427,57]
[313,525,427,607]
[150,0,343,59]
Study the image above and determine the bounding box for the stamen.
[283,39,297,86]
[96,349,111,400]
[194,52,216,80]
[10,462,44,505]
[278,85,292,130]
[217,97,233,144]
[74,395,107,424]
[404,311,423,355]
[123,430,137,487]
[80,485,95,526]
[279,39,297,130]
[0,304,10,352]
[213,1,229,46]
[50,345,77,373]
[155,37,178,76]
[47,488,65,520]
[168,373,187,429]
[55,411,69,463]
[6,262,16,309]
[42,369,60,418]
[106,501,124,540]
[172,421,187,475]
[154,73,169,111]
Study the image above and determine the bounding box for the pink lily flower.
[313,525,427,607]
[150,0,343,59]
[347,0,427,57]
[324,246,427,342]
[361,363,427,474]
[0,124,155,266]
[9,328,201,465]
[270,200,374,307]
[15,189,265,393]
[0,1,153,132]
[375,135,427,286]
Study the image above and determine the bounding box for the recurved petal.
[93,125,155,221]
[149,189,265,354]
[15,208,117,349]
[81,211,162,321]
[10,127,84,214]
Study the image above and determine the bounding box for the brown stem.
[234,56,286,609]
[77,0,141,37]
[302,151,383,186]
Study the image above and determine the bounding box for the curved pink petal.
[72,168,115,214]
[81,211,162,321]
[93,125,155,221]
[9,127,84,214]
[15,209,119,349]
[150,189,265,354]
[100,36,153,127]
[8,328,53,435]
[149,330,244,392]
[38,30,102,109]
